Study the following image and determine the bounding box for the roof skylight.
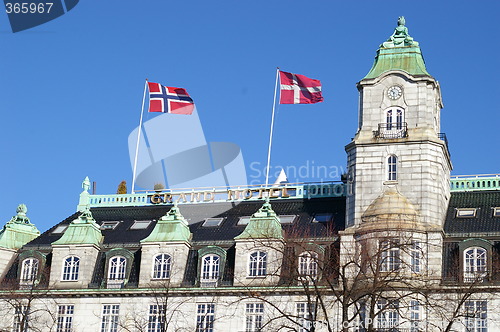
[202,218,224,227]
[456,208,477,218]
[130,220,153,230]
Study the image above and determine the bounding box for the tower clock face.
[387,86,402,100]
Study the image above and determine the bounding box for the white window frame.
[409,300,421,332]
[298,252,318,281]
[152,254,172,280]
[410,241,422,274]
[196,303,215,332]
[296,302,315,332]
[248,251,267,277]
[21,257,39,283]
[13,305,28,332]
[387,155,398,181]
[386,107,404,130]
[201,254,220,286]
[61,256,80,281]
[245,303,264,332]
[464,300,487,332]
[101,304,120,332]
[380,240,400,272]
[376,299,399,330]
[108,256,127,281]
[56,305,74,332]
[147,304,166,332]
[464,247,487,283]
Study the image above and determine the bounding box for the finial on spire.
[12,204,30,224]
[82,176,90,192]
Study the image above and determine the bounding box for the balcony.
[374,123,408,139]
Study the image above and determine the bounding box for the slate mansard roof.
[25,196,346,249]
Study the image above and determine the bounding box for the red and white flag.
[148,82,194,115]
[279,71,323,104]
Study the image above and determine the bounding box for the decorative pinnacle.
[82,176,90,192]
[10,204,31,224]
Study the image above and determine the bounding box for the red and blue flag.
[148,82,194,115]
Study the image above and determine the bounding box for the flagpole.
[265,68,280,187]
[132,79,148,194]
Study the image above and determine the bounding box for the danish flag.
[148,82,194,115]
[279,71,323,104]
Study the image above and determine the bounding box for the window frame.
[296,302,316,332]
[101,304,120,332]
[152,253,172,280]
[245,303,264,332]
[201,254,220,284]
[464,247,487,283]
[248,251,267,277]
[56,305,74,332]
[376,299,399,330]
[108,256,127,281]
[379,240,401,272]
[20,257,39,283]
[387,155,398,182]
[298,252,318,281]
[464,300,488,332]
[196,303,215,332]
[61,256,80,281]
[147,304,166,332]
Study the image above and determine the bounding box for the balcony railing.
[374,123,408,139]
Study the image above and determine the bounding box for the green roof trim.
[0,204,40,250]
[52,209,103,246]
[364,16,430,79]
[235,198,284,240]
[141,203,192,243]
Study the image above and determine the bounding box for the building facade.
[1,17,500,332]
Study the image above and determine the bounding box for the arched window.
[298,252,318,280]
[386,108,404,129]
[464,247,487,283]
[108,256,127,281]
[21,258,39,282]
[201,254,220,281]
[62,256,80,281]
[387,155,397,181]
[152,254,172,279]
[249,251,267,277]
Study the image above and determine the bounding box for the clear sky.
[1,1,499,232]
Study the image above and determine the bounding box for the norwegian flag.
[279,71,323,104]
[148,82,195,115]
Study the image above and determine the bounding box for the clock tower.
[345,17,452,230]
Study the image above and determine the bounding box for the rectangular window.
[380,240,400,272]
[376,299,399,330]
[279,215,297,224]
[196,303,215,332]
[100,221,120,230]
[312,213,333,223]
[464,300,487,332]
[456,208,477,218]
[237,216,251,226]
[245,303,264,332]
[57,305,74,332]
[13,305,28,332]
[410,300,421,332]
[296,302,315,332]
[148,305,166,332]
[202,218,224,227]
[101,305,120,332]
[411,241,422,273]
[130,220,153,230]
[493,207,500,218]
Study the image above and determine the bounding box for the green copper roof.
[364,16,430,79]
[52,209,103,246]
[0,204,40,250]
[235,198,284,240]
[141,203,192,243]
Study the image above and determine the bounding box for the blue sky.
[1,1,499,232]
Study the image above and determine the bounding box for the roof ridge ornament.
[10,204,31,224]
[382,16,419,48]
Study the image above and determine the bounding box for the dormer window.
[464,247,487,283]
[201,254,220,287]
[108,256,127,283]
[298,252,318,281]
[20,258,39,283]
[456,208,477,218]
